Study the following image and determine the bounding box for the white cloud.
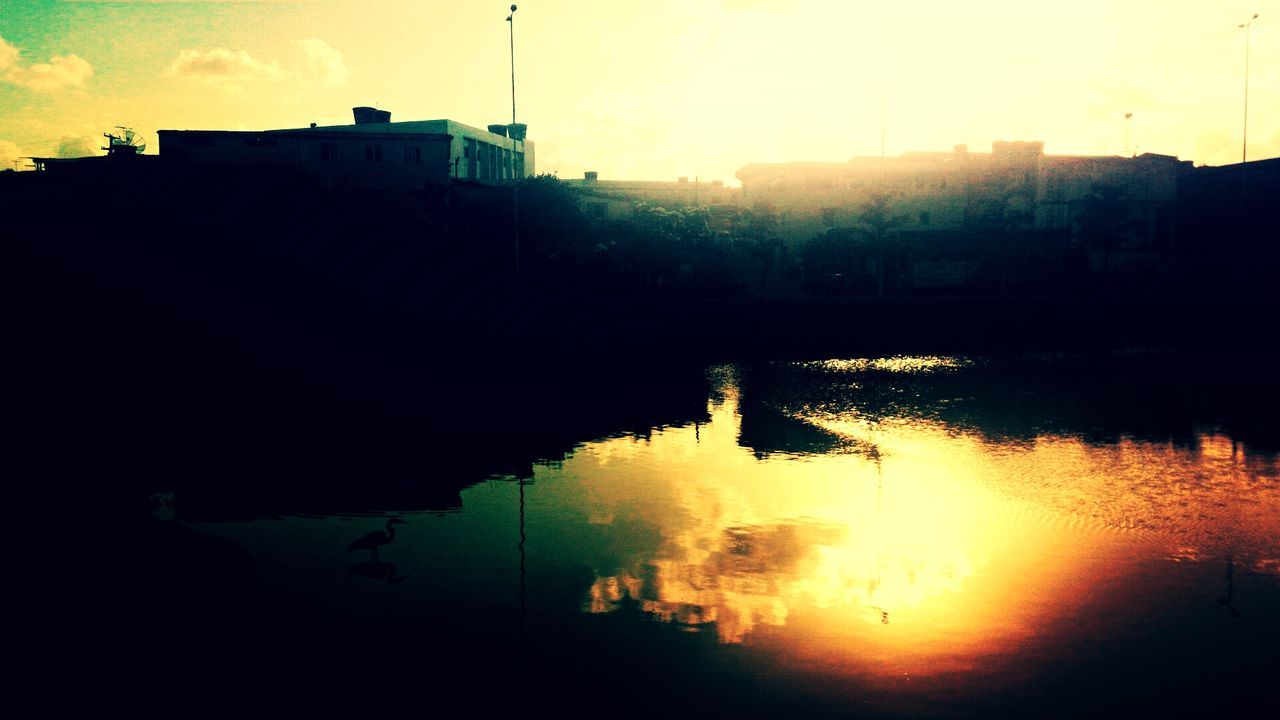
[1,35,94,93]
[56,135,99,158]
[164,40,350,90]
[163,47,285,87]
[297,38,348,87]
[0,139,23,170]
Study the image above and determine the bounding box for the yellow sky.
[2,1,1276,182]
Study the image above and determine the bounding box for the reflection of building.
[736,142,1192,253]
[157,106,534,191]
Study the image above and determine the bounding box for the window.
[465,139,478,179]
[485,143,498,180]
[365,144,382,162]
[404,146,421,164]
[320,143,334,161]
[919,211,931,225]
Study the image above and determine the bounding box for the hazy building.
[736,142,1192,251]
[158,107,534,190]
[563,172,739,223]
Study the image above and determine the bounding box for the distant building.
[563,172,740,226]
[736,142,1192,253]
[157,107,534,190]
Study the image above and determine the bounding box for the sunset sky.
[2,0,1276,183]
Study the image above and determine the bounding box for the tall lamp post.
[507,4,520,277]
[1239,13,1259,163]
[508,4,518,127]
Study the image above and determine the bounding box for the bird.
[347,518,407,561]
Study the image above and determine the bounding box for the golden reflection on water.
[576,362,1280,676]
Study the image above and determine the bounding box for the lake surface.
[183,354,1279,716]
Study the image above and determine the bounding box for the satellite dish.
[102,126,146,156]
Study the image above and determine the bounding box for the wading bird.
[347,518,407,561]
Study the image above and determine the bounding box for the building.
[736,142,1192,252]
[1176,156,1280,294]
[157,107,534,191]
[563,172,740,230]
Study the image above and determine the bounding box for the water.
[177,354,1278,715]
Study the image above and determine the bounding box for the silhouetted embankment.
[2,167,1276,528]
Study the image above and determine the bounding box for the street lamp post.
[508,4,518,127]
[1239,13,1259,163]
[506,4,520,277]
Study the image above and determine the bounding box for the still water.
[191,356,1279,716]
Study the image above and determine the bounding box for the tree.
[965,182,1033,295]
[856,193,907,297]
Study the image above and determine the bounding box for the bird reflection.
[347,560,409,585]
[347,517,407,562]
[1218,557,1240,618]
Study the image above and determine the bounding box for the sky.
[1,0,1277,183]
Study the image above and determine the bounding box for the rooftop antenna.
[102,126,146,156]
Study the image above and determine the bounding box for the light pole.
[506,4,520,278]
[1239,13,1259,163]
[1124,112,1133,158]
[507,4,518,127]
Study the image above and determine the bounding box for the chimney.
[488,124,510,137]
[352,106,391,125]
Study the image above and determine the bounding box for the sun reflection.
[801,355,978,375]
[578,388,1102,672]
[573,362,1280,676]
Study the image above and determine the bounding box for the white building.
[157,107,534,190]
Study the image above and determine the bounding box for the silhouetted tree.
[744,201,780,243]
[856,193,907,297]
[965,182,1033,295]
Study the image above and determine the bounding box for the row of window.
[318,143,422,164]
[462,138,522,180]
[312,140,524,179]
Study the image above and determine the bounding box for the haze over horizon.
[2,0,1276,183]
